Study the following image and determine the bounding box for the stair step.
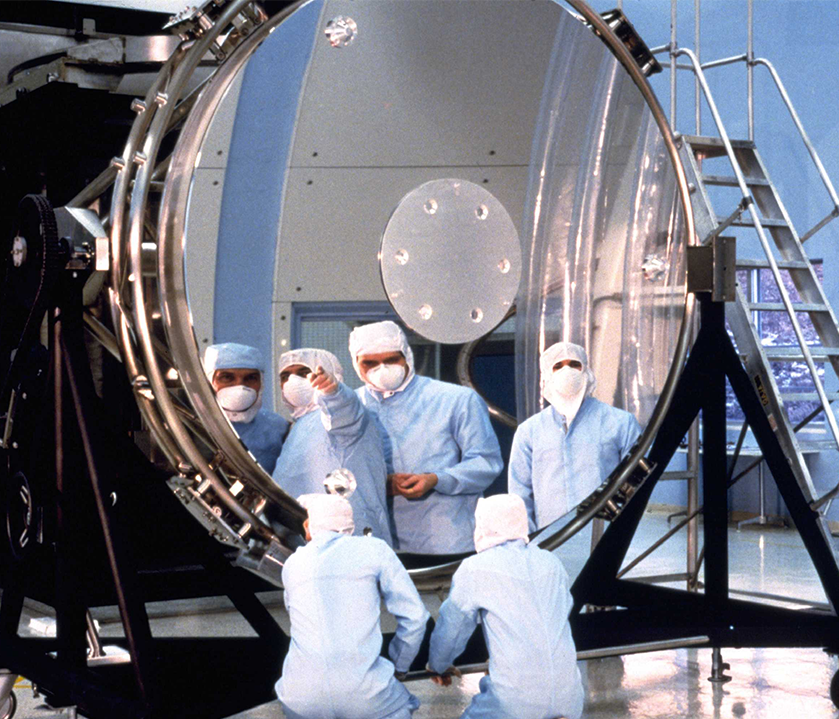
[798,440,839,452]
[763,346,839,361]
[725,441,838,456]
[702,174,770,187]
[736,258,810,270]
[684,135,755,158]
[747,302,828,312]
[719,215,789,228]
[661,470,696,481]
[779,391,839,402]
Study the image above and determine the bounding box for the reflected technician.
[349,321,503,554]
[204,342,287,473]
[508,341,641,532]
[272,347,392,546]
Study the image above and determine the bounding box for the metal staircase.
[615,0,839,600]
[679,133,839,520]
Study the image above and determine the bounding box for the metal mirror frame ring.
[110,0,307,555]
[530,0,695,561]
[157,1,308,519]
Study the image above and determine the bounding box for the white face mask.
[366,363,406,391]
[282,373,315,409]
[217,385,258,412]
[549,366,586,399]
[217,385,261,423]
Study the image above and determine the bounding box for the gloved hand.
[309,365,338,395]
[390,473,438,499]
[426,663,461,687]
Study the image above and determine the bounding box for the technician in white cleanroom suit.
[349,321,503,555]
[428,494,584,719]
[203,342,287,473]
[271,348,392,545]
[275,494,429,719]
[508,341,641,532]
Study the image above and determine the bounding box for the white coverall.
[276,532,429,718]
[429,538,584,719]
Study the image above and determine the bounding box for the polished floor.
[8,507,839,718]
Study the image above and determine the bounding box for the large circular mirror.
[149,0,691,560]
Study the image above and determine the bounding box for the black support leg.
[59,282,157,710]
[701,297,729,605]
[52,305,88,673]
[723,325,839,612]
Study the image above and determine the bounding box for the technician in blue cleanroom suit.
[271,348,393,545]
[348,320,503,555]
[275,493,429,719]
[508,341,641,533]
[203,342,287,473]
[428,494,584,719]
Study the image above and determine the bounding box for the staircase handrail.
[752,57,839,240]
[651,45,839,241]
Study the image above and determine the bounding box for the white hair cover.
[473,494,530,553]
[203,342,265,423]
[203,342,265,382]
[538,341,596,397]
[348,320,415,393]
[278,348,344,419]
[297,493,355,538]
[538,341,597,425]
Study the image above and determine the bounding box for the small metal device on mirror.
[324,468,357,499]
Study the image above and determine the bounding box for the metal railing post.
[677,48,839,502]
[670,0,677,129]
[747,0,754,141]
[694,0,701,135]
[754,58,839,209]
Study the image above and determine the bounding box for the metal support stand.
[85,612,102,660]
[53,273,157,708]
[0,670,15,719]
[0,269,289,718]
[708,646,732,683]
[737,462,785,530]
[737,462,767,529]
[569,293,839,692]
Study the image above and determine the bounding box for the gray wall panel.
[277,0,569,308]
[289,0,564,168]
[275,166,529,305]
[184,168,225,351]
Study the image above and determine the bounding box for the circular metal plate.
[380,179,521,344]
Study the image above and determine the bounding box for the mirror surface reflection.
[181,0,686,554]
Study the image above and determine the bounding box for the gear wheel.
[0,194,62,402]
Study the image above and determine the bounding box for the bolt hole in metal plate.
[380,179,522,344]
